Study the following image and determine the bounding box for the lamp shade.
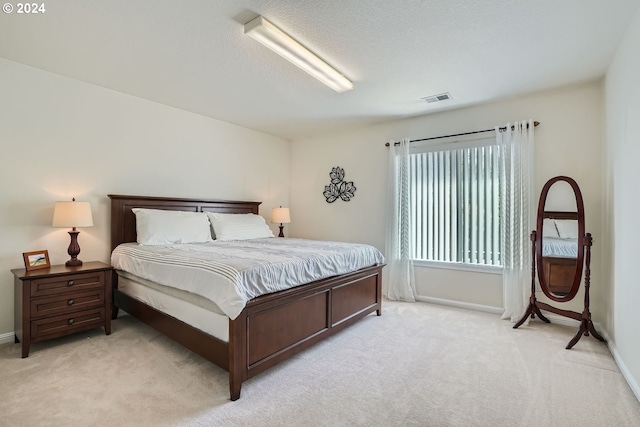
[272,207,291,224]
[52,200,93,228]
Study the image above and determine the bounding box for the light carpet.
[1,301,639,427]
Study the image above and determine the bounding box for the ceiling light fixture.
[244,16,354,93]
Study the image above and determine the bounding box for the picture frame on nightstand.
[22,250,51,271]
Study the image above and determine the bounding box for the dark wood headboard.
[108,194,261,251]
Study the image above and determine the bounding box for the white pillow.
[542,219,560,238]
[555,219,579,239]
[206,212,274,241]
[133,208,213,245]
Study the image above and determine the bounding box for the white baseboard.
[415,295,585,328]
[0,331,15,345]
[598,329,640,403]
[415,295,503,315]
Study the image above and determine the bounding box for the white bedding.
[111,237,385,320]
[542,237,578,258]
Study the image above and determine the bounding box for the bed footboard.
[228,263,383,400]
[542,256,576,295]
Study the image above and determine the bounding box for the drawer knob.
[67,280,74,287]
[68,318,74,325]
[67,299,74,306]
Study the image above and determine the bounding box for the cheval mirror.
[514,176,605,349]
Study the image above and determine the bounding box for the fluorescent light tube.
[244,16,354,93]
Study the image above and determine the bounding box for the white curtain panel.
[497,120,535,322]
[385,138,416,302]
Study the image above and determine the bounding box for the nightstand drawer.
[30,271,105,297]
[30,307,105,340]
[31,290,105,318]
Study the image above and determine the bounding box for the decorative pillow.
[132,208,213,245]
[206,212,274,241]
[555,219,579,239]
[542,219,559,238]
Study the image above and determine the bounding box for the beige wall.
[290,82,604,315]
[604,5,640,400]
[0,58,290,337]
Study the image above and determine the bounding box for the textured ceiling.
[1,0,639,140]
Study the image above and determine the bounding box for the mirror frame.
[535,176,585,302]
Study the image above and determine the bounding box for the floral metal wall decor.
[323,166,356,203]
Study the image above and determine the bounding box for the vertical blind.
[409,141,503,266]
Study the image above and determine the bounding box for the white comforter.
[111,238,384,320]
[542,237,578,258]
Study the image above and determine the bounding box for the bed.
[108,194,385,400]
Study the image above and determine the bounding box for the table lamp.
[271,207,291,238]
[52,198,93,266]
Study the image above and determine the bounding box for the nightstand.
[11,261,113,358]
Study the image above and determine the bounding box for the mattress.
[117,272,229,342]
[111,237,385,320]
[542,237,578,258]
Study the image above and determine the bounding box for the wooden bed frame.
[108,194,384,400]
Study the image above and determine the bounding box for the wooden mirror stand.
[513,176,605,349]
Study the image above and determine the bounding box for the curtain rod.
[384,121,540,147]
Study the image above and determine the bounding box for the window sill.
[413,260,503,275]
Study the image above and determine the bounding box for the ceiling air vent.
[422,92,452,103]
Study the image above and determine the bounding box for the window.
[409,138,502,267]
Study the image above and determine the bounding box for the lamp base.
[65,258,83,267]
[278,225,285,238]
[66,230,83,267]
